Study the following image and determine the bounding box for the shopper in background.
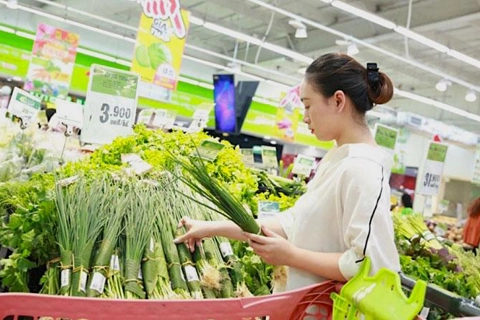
[174,53,400,291]
[462,197,480,254]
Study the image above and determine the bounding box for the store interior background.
[1,0,480,219]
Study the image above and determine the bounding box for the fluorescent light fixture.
[19,5,65,22]
[447,49,480,69]
[178,76,199,86]
[394,26,448,53]
[6,0,17,9]
[252,97,275,105]
[395,88,480,122]
[203,22,262,45]
[66,18,125,40]
[115,59,132,67]
[76,47,116,62]
[197,82,214,90]
[435,79,448,92]
[331,1,396,30]
[466,90,477,102]
[347,43,359,55]
[295,27,307,38]
[0,25,15,33]
[262,42,313,64]
[189,15,204,26]
[15,30,35,40]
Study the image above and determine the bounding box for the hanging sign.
[275,85,300,142]
[24,23,79,98]
[81,65,140,145]
[418,142,448,196]
[131,0,190,90]
[7,87,41,125]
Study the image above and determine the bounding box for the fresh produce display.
[0,125,303,297]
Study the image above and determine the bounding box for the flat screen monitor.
[236,81,259,132]
[213,74,236,134]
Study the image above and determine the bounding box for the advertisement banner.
[81,65,140,145]
[275,85,300,142]
[418,142,448,196]
[24,24,79,98]
[131,0,190,90]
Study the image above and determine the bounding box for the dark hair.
[401,193,413,208]
[468,197,480,218]
[305,53,394,114]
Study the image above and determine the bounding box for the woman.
[463,197,480,252]
[174,53,400,291]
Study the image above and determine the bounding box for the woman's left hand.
[244,225,295,266]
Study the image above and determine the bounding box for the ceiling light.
[435,79,448,92]
[466,90,477,102]
[270,140,277,145]
[6,0,18,9]
[0,25,15,33]
[295,27,307,38]
[447,49,480,69]
[347,43,359,55]
[331,1,396,30]
[394,26,448,53]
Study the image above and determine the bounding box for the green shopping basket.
[331,257,427,320]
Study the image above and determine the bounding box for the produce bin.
[0,280,340,320]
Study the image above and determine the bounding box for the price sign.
[258,201,280,220]
[262,146,278,169]
[240,148,255,167]
[292,154,316,176]
[374,123,398,154]
[152,109,177,129]
[194,139,225,161]
[7,87,41,125]
[81,65,139,145]
[418,142,448,196]
[56,99,84,129]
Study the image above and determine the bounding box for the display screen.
[213,74,236,134]
[236,81,259,132]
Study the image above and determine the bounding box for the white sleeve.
[277,207,295,240]
[337,161,400,280]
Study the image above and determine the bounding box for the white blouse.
[278,143,400,291]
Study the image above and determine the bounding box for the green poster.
[427,142,448,162]
[90,66,139,99]
[374,124,398,150]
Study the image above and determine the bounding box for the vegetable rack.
[0,280,340,320]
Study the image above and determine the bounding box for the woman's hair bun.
[367,71,394,106]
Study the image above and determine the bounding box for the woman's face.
[300,80,340,142]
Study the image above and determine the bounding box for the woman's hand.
[244,225,295,266]
[173,217,213,252]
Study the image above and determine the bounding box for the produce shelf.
[400,273,480,317]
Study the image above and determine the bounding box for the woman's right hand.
[173,217,213,252]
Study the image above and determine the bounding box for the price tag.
[292,154,316,176]
[220,242,234,258]
[110,255,120,271]
[374,123,398,153]
[121,154,153,175]
[61,269,71,288]
[55,99,84,129]
[194,139,225,161]
[240,149,255,167]
[79,270,88,293]
[258,201,280,220]
[418,142,448,196]
[90,272,106,293]
[152,109,177,129]
[7,87,41,124]
[261,146,278,169]
[81,65,139,145]
[184,265,199,282]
